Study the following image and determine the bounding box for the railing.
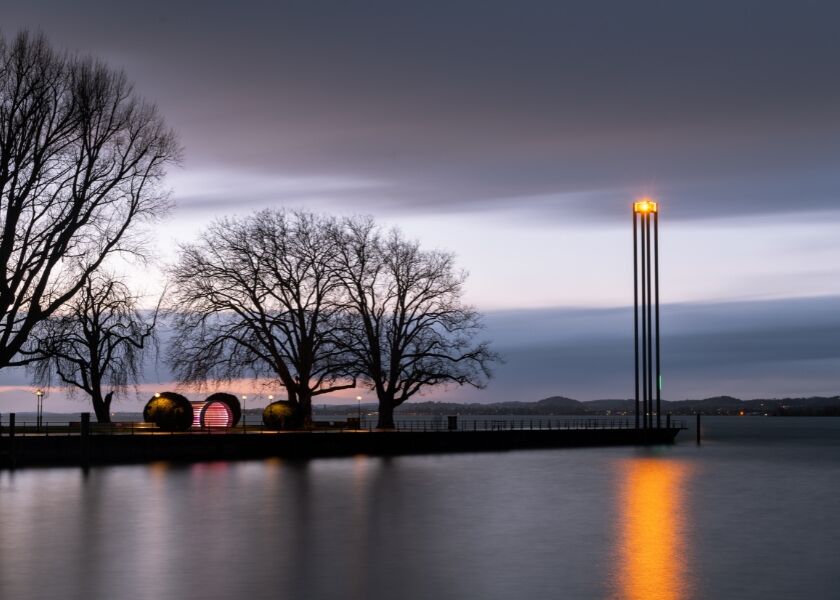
[0,415,686,436]
[0,420,169,436]
[390,418,686,432]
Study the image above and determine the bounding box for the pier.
[0,415,684,468]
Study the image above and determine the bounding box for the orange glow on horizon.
[633,198,658,214]
[616,458,691,600]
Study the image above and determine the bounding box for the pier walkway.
[0,416,686,468]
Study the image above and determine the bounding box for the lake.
[0,416,838,599]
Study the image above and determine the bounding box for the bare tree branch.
[167,209,353,426]
[0,30,180,369]
[334,218,499,428]
[23,271,159,422]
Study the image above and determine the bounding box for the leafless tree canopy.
[168,209,354,425]
[0,31,179,368]
[335,217,497,428]
[24,273,159,422]
[169,210,497,428]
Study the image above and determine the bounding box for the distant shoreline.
[321,395,840,417]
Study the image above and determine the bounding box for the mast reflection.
[616,458,692,600]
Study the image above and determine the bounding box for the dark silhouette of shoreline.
[313,395,840,417]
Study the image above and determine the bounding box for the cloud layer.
[473,295,840,402]
[4,1,840,221]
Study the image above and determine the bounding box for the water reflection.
[616,458,692,600]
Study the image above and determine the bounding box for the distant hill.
[691,396,743,408]
[536,396,585,412]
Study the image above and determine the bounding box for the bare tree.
[24,273,159,422]
[334,217,497,428]
[168,209,354,426]
[0,31,179,369]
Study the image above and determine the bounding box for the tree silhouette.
[0,31,179,369]
[334,217,497,428]
[168,209,354,427]
[25,273,159,422]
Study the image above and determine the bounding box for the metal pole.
[633,209,640,429]
[640,212,648,429]
[35,391,43,431]
[646,212,653,430]
[654,210,661,428]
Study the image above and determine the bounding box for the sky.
[1,0,839,411]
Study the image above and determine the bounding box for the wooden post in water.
[80,413,90,467]
[8,413,15,468]
[696,413,701,445]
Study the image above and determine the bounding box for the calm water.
[1,417,838,600]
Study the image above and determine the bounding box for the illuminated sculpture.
[190,393,242,428]
[263,400,301,430]
[143,392,194,431]
[632,197,661,429]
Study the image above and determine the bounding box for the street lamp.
[35,388,44,430]
[356,396,362,428]
[241,395,247,432]
[632,197,661,430]
[633,199,657,214]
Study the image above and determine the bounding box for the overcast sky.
[1,1,838,410]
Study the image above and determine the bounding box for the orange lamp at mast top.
[633,198,658,214]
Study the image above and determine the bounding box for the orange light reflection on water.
[616,458,692,600]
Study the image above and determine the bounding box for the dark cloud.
[470,295,840,401]
[4,0,840,220]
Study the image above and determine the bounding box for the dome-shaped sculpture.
[204,392,241,426]
[263,400,301,430]
[143,392,194,431]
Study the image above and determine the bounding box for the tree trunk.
[92,391,113,423]
[377,398,395,429]
[298,389,313,428]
